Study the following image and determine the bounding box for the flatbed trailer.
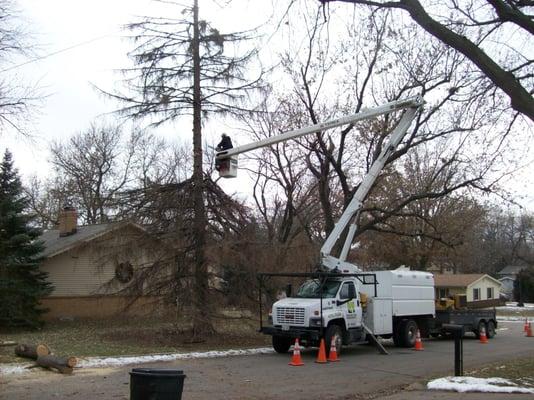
[430,308,497,339]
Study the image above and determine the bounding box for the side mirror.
[285,284,292,297]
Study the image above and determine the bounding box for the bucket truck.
[215,96,495,355]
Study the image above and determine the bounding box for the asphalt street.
[1,321,533,400]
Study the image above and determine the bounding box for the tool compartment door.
[365,298,392,335]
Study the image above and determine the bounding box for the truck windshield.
[296,279,340,298]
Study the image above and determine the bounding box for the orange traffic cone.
[413,329,424,351]
[524,318,529,333]
[328,336,340,362]
[526,322,533,338]
[479,325,489,344]
[315,338,328,363]
[289,339,304,366]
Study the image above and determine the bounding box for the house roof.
[433,274,486,288]
[497,265,529,275]
[39,222,147,258]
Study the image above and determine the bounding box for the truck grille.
[276,307,305,325]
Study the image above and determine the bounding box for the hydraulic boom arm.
[216,95,424,272]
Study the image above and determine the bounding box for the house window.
[487,287,494,299]
[473,288,480,301]
[438,288,449,298]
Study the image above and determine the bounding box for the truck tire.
[486,320,496,339]
[392,322,401,347]
[399,319,418,348]
[325,324,343,356]
[272,336,292,354]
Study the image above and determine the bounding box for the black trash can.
[130,368,186,400]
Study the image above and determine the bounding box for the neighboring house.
[39,207,170,320]
[497,265,529,299]
[427,264,454,275]
[433,274,503,308]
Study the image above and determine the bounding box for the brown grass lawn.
[0,315,270,364]
[466,357,534,388]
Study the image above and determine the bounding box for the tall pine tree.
[0,150,52,328]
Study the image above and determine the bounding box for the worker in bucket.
[216,133,233,151]
[215,133,233,171]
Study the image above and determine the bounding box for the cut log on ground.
[36,355,77,375]
[14,343,50,360]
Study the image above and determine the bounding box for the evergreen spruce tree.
[0,150,52,328]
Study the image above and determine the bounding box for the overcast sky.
[2,0,271,186]
[1,0,533,211]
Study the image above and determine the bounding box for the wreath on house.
[115,261,134,283]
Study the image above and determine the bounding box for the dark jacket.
[216,136,233,151]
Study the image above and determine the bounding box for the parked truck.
[216,96,496,355]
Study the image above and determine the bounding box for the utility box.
[218,156,238,178]
[364,297,393,335]
[360,270,435,317]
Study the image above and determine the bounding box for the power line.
[0,32,121,74]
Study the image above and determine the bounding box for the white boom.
[216,95,424,272]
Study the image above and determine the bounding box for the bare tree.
[103,0,265,338]
[319,0,534,122]
[244,3,525,268]
[49,122,142,224]
[354,144,488,270]
[0,0,40,136]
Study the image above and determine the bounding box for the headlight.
[309,317,323,327]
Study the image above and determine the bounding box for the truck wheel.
[272,336,292,354]
[486,321,496,339]
[399,319,418,348]
[325,324,343,356]
[392,322,401,347]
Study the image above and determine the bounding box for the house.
[497,265,529,299]
[427,264,454,275]
[39,207,170,320]
[433,274,503,308]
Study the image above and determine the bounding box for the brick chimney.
[58,206,77,237]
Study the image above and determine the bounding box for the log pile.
[36,355,77,374]
[15,343,50,359]
[13,343,77,374]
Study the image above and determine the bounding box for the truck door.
[339,281,362,328]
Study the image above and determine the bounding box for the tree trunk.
[36,355,77,374]
[14,343,50,360]
[190,0,215,339]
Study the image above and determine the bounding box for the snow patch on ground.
[497,303,534,312]
[1,347,275,376]
[428,376,534,394]
[78,347,275,368]
[0,364,32,375]
[497,316,529,322]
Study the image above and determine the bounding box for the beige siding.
[466,277,501,302]
[41,250,114,296]
[42,227,163,297]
